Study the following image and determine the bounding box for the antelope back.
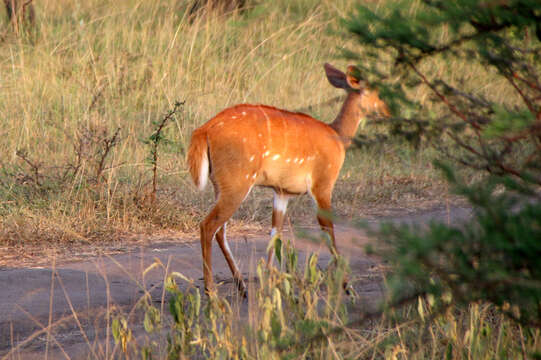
[202,104,345,195]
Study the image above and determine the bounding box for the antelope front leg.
[267,191,289,267]
[313,189,350,292]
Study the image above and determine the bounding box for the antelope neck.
[330,91,364,148]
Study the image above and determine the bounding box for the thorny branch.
[15,149,42,186]
[146,100,185,207]
[95,127,121,182]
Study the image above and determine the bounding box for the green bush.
[345,0,541,333]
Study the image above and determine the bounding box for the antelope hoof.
[343,280,352,296]
[235,278,248,298]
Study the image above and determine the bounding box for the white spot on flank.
[218,121,224,126]
[232,116,237,119]
[285,158,291,163]
[299,158,304,164]
[258,133,262,137]
[249,155,255,162]
[245,174,249,179]
[293,158,298,163]
[252,172,257,179]
[242,111,247,115]
[263,150,270,157]
[272,154,280,160]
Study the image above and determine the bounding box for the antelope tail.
[187,128,209,191]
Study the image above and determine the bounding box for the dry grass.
[0,0,521,248]
[0,2,536,358]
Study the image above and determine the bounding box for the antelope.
[187,63,390,295]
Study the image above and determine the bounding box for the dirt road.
[0,203,471,359]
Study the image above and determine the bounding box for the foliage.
[346,0,541,336]
[376,164,541,328]
[345,0,541,178]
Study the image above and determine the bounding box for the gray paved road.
[0,204,471,359]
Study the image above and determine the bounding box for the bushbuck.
[187,63,390,295]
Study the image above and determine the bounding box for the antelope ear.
[346,65,365,90]
[324,63,349,89]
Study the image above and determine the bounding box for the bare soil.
[0,202,471,359]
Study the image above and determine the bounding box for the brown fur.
[186,64,390,295]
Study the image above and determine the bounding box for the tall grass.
[0,0,519,246]
[0,0,335,242]
[104,240,540,359]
